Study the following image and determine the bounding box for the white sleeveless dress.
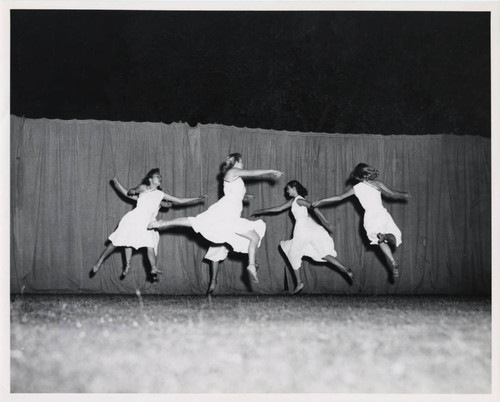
[353,181,402,246]
[108,189,164,254]
[280,195,337,270]
[189,177,266,256]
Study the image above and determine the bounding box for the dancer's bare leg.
[92,243,117,273]
[292,267,305,294]
[207,261,220,294]
[122,247,133,276]
[278,244,304,293]
[324,255,355,281]
[378,242,399,278]
[148,217,192,230]
[147,247,162,274]
[236,230,260,283]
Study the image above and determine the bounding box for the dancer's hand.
[311,201,321,208]
[251,209,263,216]
[198,195,208,202]
[271,170,284,179]
[245,194,255,200]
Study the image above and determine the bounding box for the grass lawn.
[10,294,491,394]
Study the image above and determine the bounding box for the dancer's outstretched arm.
[113,177,139,200]
[126,182,173,208]
[162,193,207,205]
[312,188,354,208]
[251,199,293,216]
[226,168,284,181]
[376,181,410,200]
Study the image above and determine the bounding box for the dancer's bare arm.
[112,178,138,200]
[312,188,355,208]
[125,183,172,207]
[376,181,410,200]
[162,193,207,205]
[251,199,293,216]
[225,168,284,181]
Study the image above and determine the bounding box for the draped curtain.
[10,116,491,295]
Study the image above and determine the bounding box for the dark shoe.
[337,266,355,283]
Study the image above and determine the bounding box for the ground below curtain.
[10,116,491,295]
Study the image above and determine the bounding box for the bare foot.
[247,264,259,283]
[207,281,216,295]
[391,260,400,278]
[345,267,356,281]
[292,282,304,294]
[122,264,131,277]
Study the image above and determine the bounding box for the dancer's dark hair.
[350,163,379,182]
[141,168,162,191]
[286,180,308,197]
[221,153,242,174]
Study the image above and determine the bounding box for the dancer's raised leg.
[148,217,193,230]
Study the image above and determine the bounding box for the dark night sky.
[10,10,491,136]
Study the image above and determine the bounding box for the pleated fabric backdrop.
[10,116,491,295]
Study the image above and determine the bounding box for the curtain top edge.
[10,115,490,141]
